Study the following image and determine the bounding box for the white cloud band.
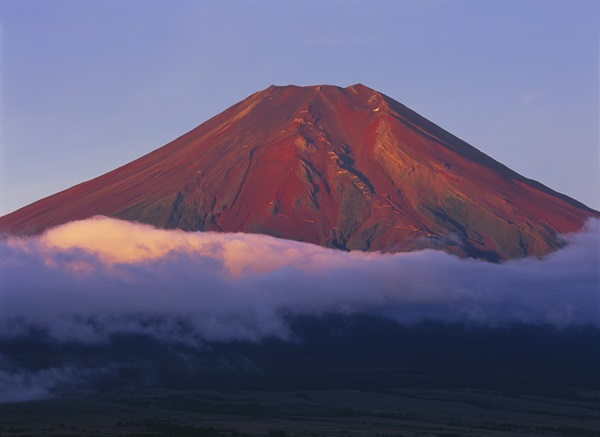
[1,216,598,344]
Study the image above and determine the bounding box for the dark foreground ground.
[2,386,600,437]
[1,316,599,436]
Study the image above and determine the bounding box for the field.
[2,387,599,436]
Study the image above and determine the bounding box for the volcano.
[1,84,597,260]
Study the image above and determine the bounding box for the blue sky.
[1,0,598,215]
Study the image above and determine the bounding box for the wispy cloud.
[0,355,85,403]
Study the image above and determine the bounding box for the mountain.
[0,84,597,260]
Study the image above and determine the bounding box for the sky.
[0,0,598,215]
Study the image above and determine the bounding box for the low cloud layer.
[1,216,598,346]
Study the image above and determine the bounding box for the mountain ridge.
[1,83,597,261]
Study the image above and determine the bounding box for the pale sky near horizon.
[0,0,598,215]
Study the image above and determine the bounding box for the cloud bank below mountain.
[1,216,598,346]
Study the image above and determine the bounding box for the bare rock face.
[1,84,597,260]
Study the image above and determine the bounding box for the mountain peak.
[345,82,377,95]
[1,84,597,260]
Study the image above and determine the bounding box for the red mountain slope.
[1,84,597,260]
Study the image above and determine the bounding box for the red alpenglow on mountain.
[1,84,597,261]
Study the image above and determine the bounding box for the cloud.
[0,216,598,347]
[0,359,80,403]
[0,352,155,403]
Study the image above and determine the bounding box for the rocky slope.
[1,84,597,260]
